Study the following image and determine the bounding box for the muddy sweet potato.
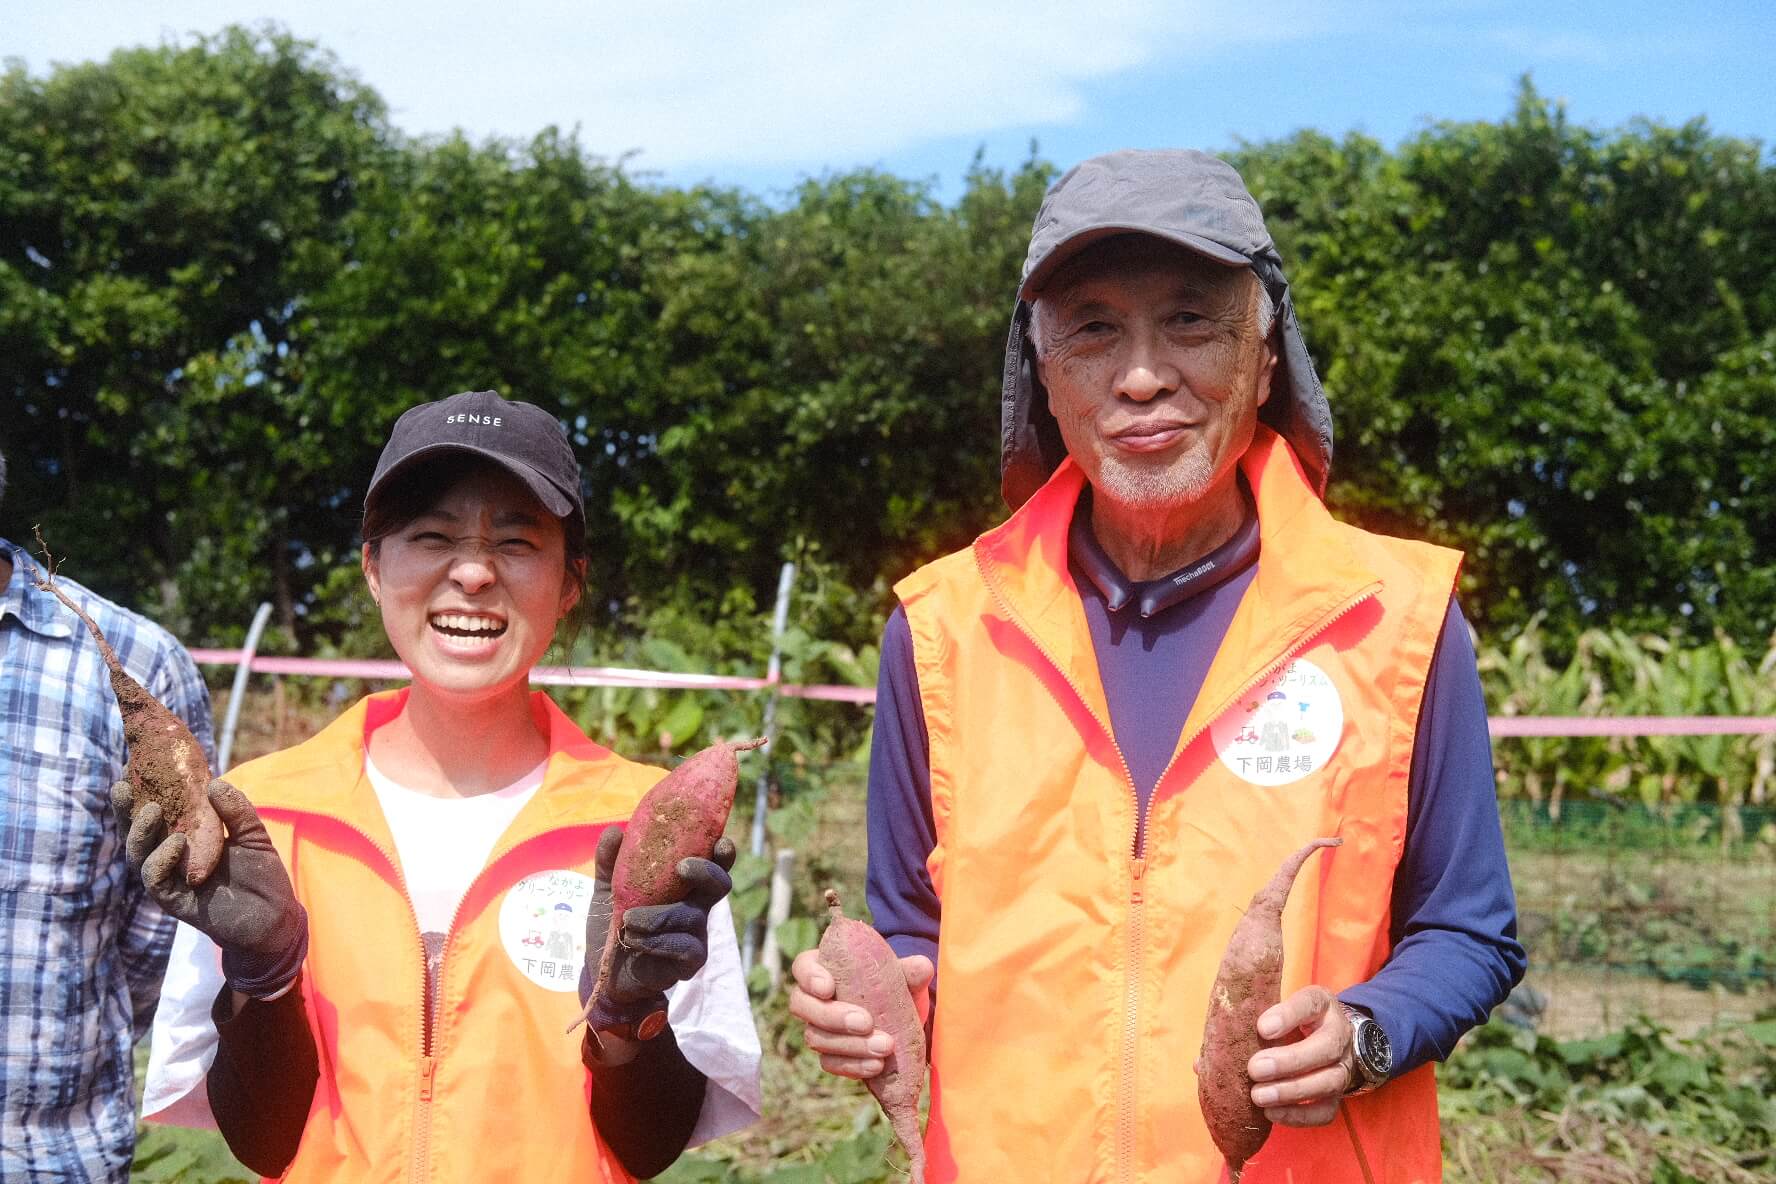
[568,735,765,1034]
[1198,836,1342,1180]
[820,888,927,1184]
[29,531,224,886]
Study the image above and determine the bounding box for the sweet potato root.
[820,889,926,1184]
[568,736,765,1034]
[1198,836,1342,1181]
[29,530,224,886]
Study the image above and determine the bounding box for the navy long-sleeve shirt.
[864,497,1525,1076]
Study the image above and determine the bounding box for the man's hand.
[1244,985,1356,1127]
[579,826,736,1040]
[114,778,307,998]
[787,947,933,1079]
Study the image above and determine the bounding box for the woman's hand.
[579,826,735,1045]
[115,778,308,998]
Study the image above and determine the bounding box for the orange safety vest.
[895,428,1461,1184]
[228,688,665,1183]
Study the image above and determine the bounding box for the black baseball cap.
[365,390,583,523]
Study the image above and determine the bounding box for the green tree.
[292,129,703,632]
[4,51,1771,660]
[621,155,1052,621]
[1232,81,1776,647]
[0,25,389,639]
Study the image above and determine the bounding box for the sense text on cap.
[445,413,502,426]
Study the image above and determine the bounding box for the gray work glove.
[114,779,308,998]
[577,825,735,1034]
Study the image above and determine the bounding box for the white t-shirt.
[141,759,762,1146]
[367,754,544,989]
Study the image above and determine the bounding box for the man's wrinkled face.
[1030,236,1276,516]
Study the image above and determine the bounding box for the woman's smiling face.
[362,461,581,707]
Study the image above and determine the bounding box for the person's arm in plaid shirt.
[118,639,216,1041]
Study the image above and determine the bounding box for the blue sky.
[7,2,1772,202]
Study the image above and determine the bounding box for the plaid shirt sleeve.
[119,641,217,1041]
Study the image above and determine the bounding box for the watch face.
[1359,1019,1393,1075]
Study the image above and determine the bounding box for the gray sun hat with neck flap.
[1001,148,1334,509]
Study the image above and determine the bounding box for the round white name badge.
[498,869,595,992]
[1210,658,1344,787]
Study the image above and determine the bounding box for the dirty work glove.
[578,825,735,1034]
[114,779,308,998]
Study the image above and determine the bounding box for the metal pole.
[741,562,796,970]
[759,848,797,993]
[216,601,274,773]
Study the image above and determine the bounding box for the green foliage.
[1502,800,1776,854]
[624,153,1049,612]
[1440,1016,1776,1182]
[648,990,914,1184]
[1232,81,1776,648]
[1526,854,1774,992]
[654,1127,893,1184]
[9,46,1771,664]
[0,25,390,638]
[295,126,705,617]
[1482,621,1776,815]
[130,1125,252,1184]
[545,547,883,766]
[773,916,820,961]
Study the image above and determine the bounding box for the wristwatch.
[583,1005,670,1068]
[1341,1004,1393,1094]
[594,1005,669,1044]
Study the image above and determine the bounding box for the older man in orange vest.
[792,150,1524,1182]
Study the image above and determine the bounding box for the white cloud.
[7,0,1323,169]
[1482,28,1615,65]
[1480,24,1725,68]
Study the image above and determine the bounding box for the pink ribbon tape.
[187,650,1773,735]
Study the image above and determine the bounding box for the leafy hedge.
[5,34,1774,664]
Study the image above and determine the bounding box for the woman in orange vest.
[132,391,761,1182]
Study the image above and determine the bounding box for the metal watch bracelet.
[1341,1004,1393,1094]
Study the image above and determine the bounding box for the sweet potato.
[1198,836,1342,1181]
[820,888,927,1184]
[29,530,224,886]
[568,736,765,1034]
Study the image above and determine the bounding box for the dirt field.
[1524,965,1775,1039]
